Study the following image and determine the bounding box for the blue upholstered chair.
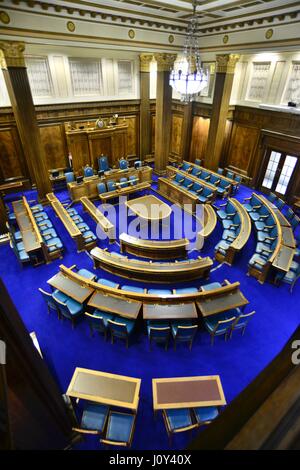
[226,170,234,179]
[193,406,219,426]
[39,287,60,317]
[268,192,277,204]
[286,208,295,222]
[147,289,172,296]
[217,168,224,175]
[216,201,236,220]
[274,262,300,292]
[257,226,278,244]
[129,175,138,186]
[41,228,58,242]
[101,411,136,448]
[76,268,96,281]
[180,162,191,172]
[217,179,231,197]
[147,321,170,351]
[71,214,83,224]
[200,170,210,181]
[83,166,94,177]
[275,198,285,210]
[107,180,117,192]
[174,287,199,294]
[201,281,222,291]
[77,222,89,233]
[45,236,63,254]
[84,310,115,340]
[66,208,77,217]
[34,211,48,222]
[170,321,198,350]
[249,204,270,222]
[255,214,276,232]
[182,178,194,190]
[291,215,300,232]
[229,310,255,337]
[97,182,107,196]
[195,158,202,166]
[119,158,128,170]
[191,167,202,177]
[97,278,119,289]
[162,408,197,446]
[172,173,185,186]
[107,318,135,348]
[198,187,214,203]
[73,402,109,435]
[98,155,110,172]
[243,194,262,213]
[121,285,145,293]
[134,160,142,168]
[65,172,75,183]
[119,177,128,188]
[30,203,43,214]
[53,297,83,328]
[82,230,96,245]
[190,182,203,196]
[203,314,236,345]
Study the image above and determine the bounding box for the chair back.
[232,310,255,329]
[107,319,128,339]
[234,175,242,183]
[83,166,94,177]
[84,312,106,333]
[38,288,57,309]
[119,177,128,188]
[97,182,107,194]
[268,192,277,203]
[276,198,285,210]
[149,326,170,343]
[129,175,138,185]
[227,171,234,179]
[175,173,184,184]
[183,178,192,188]
[98,155,109,172]
[217,168,224,175]
[182,162,191,172]
[134,160,142,168]
[175,325,198,341]
[191,167,201,177]
[291,216,300,231]
[107,180,117,192]
[195,159,202,166]
[52,298,72,319]
[65,172,75,183]
[119,159,128,170]
[214,317,236,334]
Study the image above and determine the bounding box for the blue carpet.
[1,183,299,450]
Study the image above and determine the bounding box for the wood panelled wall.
[0,100,140,183]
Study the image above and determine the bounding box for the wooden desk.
[152,375,226,411]
[281,226,296,248]
[47,272,94,303]
[273,245,295,273]
[81,196,115,241]
[90,247,213,283]
[99,181,151,203]
[67,367,141,411]
[158,177,199,212]
[119,232,189,259]
[197,284,249,317]
[126,195,172,222]
[0,181,23,193]
[88,291,142,320]
[143,303,197,320]
[167,166,217,195]
[185,160,237,194]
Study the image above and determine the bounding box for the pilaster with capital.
[139,54,153,73]
[154,53,177,72]
[0,41,26,68]
[215,54,240,74]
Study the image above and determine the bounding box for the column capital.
[154,53,177,72]
[215,54,240,74]
[0,41,26,69]
[139,53,153,72]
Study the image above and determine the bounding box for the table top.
[67,367,141,411]
[88,291,142,319]
[119,232,189,249]
[273,245,295,272]
[197,288,249,317]
[22,229,41,252]
[281,226,296,248]
[47,272,94,303]
[152,375,226,410]
[143,302,197,320]
[126,195,172,221]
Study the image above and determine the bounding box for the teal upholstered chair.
[53,297,83,328]
[51,289,69,303]
[97,278,119,289]
[195,158,202,166]
[38,287,60,317]
[217,179,231,197]
[217,168,224,175]
[203,314,236,345]
[119,177,128,188]
[198,187,214,203]
[107,318,135,348]
[73,402,109,435]
[82,230,96,245]
[66,207,77,216]
[45,236,63,254]
[275,198,285,211]
[107,180,117,192]
[190,182,203,196]
[129,175,138,186]
[77,222,89,233]
[180,162,191,172]
[162,408,197,446]
[254,214,276,232]
[170,321,198,350]
[98,155,110,172]
[226,170,234,179]
[119,158,128,170]
[83,166,94,177]
[193,406,219,426]
[121,285,145,293]
[268,192,277,204]
[201,281,222,291]
[229,309,255,337]
[147,321,170,351]
[147,289,172,296]
[97,182,107,195]
[134,160,142,168]
[257,226,277,244]
[65,171,75,183]
[71,213,83,223]
[274,263,300,292]
[75,267,96,281]
[84,310,115,340]
[30,203,43,214]
[172,173,185,186]
[101,411,136,448]
[191,167,202,177]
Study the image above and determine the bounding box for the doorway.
[261,150,298,196]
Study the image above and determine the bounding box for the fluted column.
[154,53,177,174]
[139,54,153,161]
[205,54,240,171]
[0,41,51,201]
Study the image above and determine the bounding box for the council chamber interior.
[0,0,299,452]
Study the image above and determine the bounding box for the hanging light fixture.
[169,0,208,103]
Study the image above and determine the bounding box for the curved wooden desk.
[198,204,217,239]
[215,198,251,265]
[90,247,213,282]
[49,266,249,320]
[126,194,171,221]
[81,196,115,242]
[119,233,189,259]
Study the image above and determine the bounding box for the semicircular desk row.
[46,265,249,321]
[245,193,297,283]
[90,247,213,282]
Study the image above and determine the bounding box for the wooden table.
[119,232,189,259]
[152,375,226,411]
[143,302,198,320]
[47,272,94,303]
[281,226,296,248]
[67,367,141,411]
[273,245,295,272]
[88,291,142,320]
[126,195,172,222]
[197,287,249,317]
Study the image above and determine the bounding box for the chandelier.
[169,0,208,103]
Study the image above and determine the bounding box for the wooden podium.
[65,121,128,173]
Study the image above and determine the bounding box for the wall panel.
[190,116,210,163]
[227,124,260,174]
[171,114,183,157]
[39,124,67,170]
[0,127,26,180]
